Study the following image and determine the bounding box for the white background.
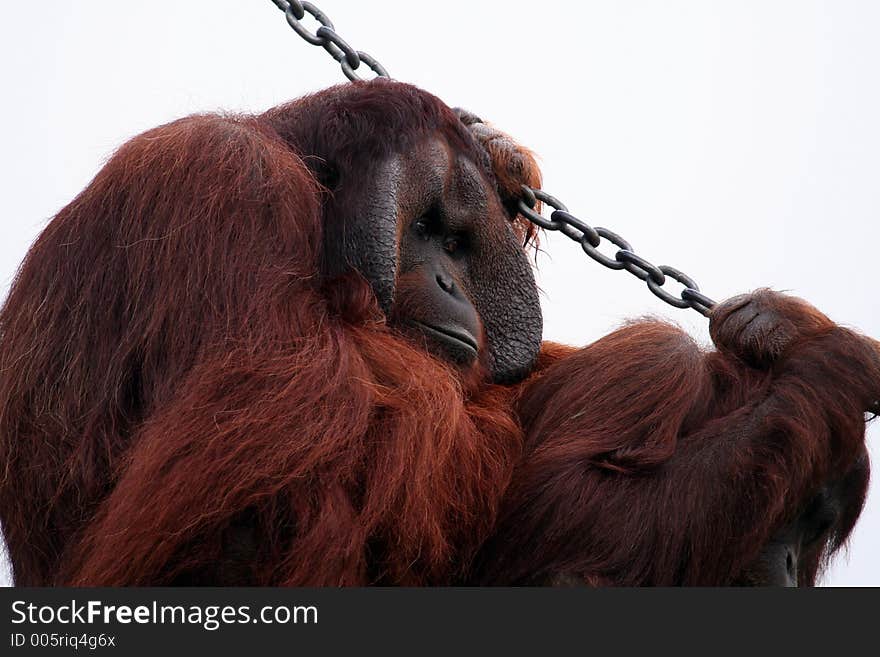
[1,1,877,585]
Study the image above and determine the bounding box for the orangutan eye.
[443,233,470,259]
[412,217,432,239]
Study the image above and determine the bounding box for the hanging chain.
[268,0,716,316]
[518,187,716,316]
[269,0,390,81]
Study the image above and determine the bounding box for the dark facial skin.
[733,454,869,587]
[387,137,517,369]
[395,211,482,364]
[734,487,843,587]
[320,130,542,382]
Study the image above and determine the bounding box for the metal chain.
[269,0,390,81]
[268,0,715,316]
[518,186,716,316]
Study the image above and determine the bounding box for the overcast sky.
[1,1,878,586]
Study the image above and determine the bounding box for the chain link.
[518,186,716,316]
[269,0,715,317]
[270,0,389,81]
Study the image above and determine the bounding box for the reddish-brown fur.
[0,80,876,586]
[475,301,878,584]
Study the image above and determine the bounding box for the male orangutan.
[0,80,877,586]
